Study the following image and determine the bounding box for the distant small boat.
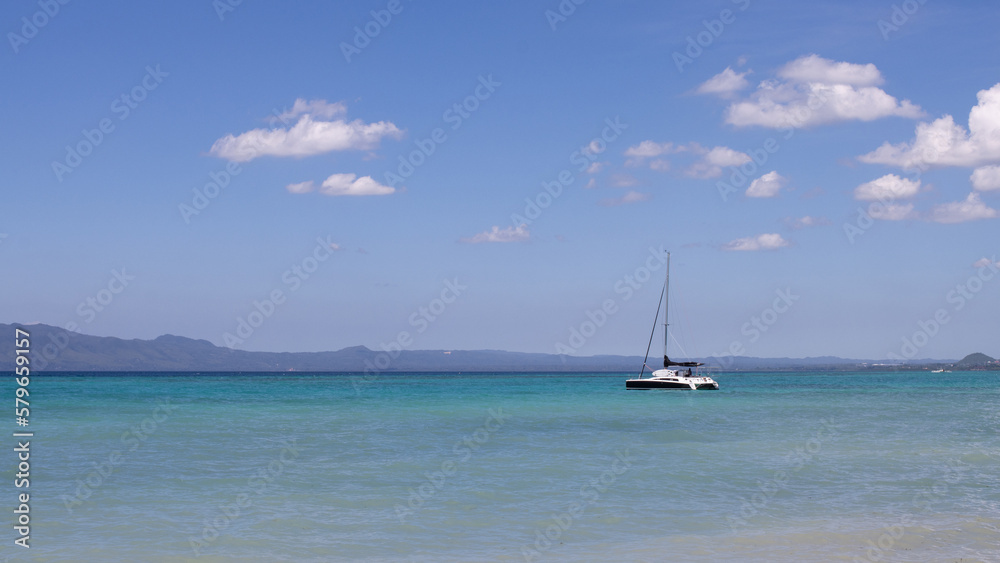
[626,252,718,391]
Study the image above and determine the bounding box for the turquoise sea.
[3,371,999,562]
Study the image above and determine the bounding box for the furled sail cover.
[664,355,704,368]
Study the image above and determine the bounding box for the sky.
[3,0,999,361]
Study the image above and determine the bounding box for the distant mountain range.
[2,323,990,373]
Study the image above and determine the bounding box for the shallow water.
[3,371,998,562]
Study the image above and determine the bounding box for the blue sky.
[3,0,999,360]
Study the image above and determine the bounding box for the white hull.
[626,369,718,390]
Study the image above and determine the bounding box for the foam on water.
[3,371,998,562]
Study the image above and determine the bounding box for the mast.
[663,252,670,364]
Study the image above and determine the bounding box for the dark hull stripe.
[625,380,718,390]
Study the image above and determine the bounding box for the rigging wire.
[638,282,666,379]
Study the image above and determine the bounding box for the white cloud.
[854,174,921,201]
[599,190,651,207]
[611,174,639,188]
[927,192,998,224]
[584,178,597,189]
[649,159,671,171]
[704,146,751,166]
[316,173,395,196]
[869,203,917,221]
[624,140,684,167]
[624,140,679,159]
[210,107,403,162]
[728,84,923,129]
[285,181,316,194]
[859,83,1000,169]
[585,162,606,174]
[686,146,751,178]
[460,224,530,244]
[624,140,750,176]
[777,54,883,86]
[971,165,1000,191]
[746,171,786,198]
[696,67,750,97]
[276,99,347,122]
[724,55,923,128]
[973,256,999,268]
[722,233,790,251]
[784,216,831,229]
[287,175,394,196]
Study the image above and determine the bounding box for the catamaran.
[626,252,719,390]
